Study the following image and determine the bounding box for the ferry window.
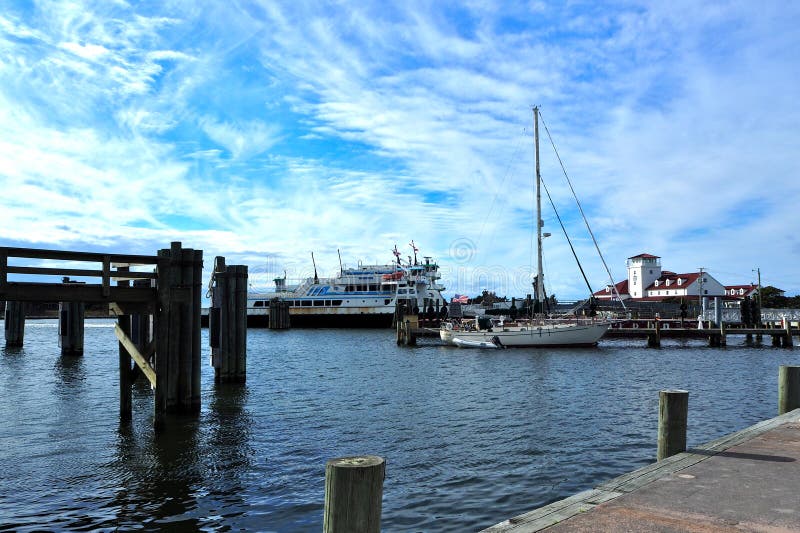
[385,299,391,305]
[314,300,324,306]
[303,301,312,307]
[398,289,407,294]
[325,300,331,306]
[332,300,343,306]
[254,301,263,307]
[369,284,378,291]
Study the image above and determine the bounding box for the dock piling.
[58,301,85,356]
[778,365,800,415]
[209,257,248,383]
[323,455,385,533]
[657,389,688,461]
[118,268,132,421]
[4,301,25,347]
[268,297,290,329]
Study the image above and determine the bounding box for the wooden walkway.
[481,408,800,532]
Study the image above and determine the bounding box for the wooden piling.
[657,389,688,461]
[778,365,800,415]
[58,301,85,356]
[118,269,132,421]
[269,297,290,329]
[323,455,385,533]
[784,319,794,349]
[4,301,25,347]
[647,320,661,348]
[209,258,248,383]
[154,242,203,423]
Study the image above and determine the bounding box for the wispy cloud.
[1,0,799,296]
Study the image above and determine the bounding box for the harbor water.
[0,319,795,532]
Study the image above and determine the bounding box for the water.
[0,320,795,532]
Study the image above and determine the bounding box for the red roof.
[593,279,629,298]
[628,253,660,259]
[725,284,757,291]
[645,272,700,291]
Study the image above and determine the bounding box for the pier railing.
[0,246,158,304]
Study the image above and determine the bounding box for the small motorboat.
[451,336,504,349]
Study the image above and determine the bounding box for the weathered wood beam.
[114,323,157,387]
[1,283,155,303]
[0,246,157,264]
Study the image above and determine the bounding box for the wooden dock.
[482,365,800,532]
[607,321,796,348]
[481,408,800,532]
[1,243,248,430]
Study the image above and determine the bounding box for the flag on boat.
[451,294,469,304]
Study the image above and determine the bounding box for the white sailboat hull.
[441,321,609,347]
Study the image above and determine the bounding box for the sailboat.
[440,107,610,347]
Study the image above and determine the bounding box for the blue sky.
[1,1,799,299]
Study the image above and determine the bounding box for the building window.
[704,290,708,294]
[654,280,660,287]
[677,278,683,285]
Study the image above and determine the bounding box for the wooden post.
[4,301,25,347]
[154,249,171,429]
[118,268,132,421]
[324,455,385,533]
[192,249,203,411]
[234,265,248,382]
[647,320,661,348]
[778,365,800,415]
[657,389,688,461]
[59,301,85,356]
[784,318,793,349]
[269,298,290,329]
[210,259,247,383]
[179,248,194,412]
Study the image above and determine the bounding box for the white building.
[595,253,726,302]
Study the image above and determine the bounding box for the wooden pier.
[482,365,800,532]
[607,320,796,348]
[1,243,247,429]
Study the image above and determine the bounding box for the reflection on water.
[0,321,794,532]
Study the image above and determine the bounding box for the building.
[594,253,726,302]
[724,284,758,299]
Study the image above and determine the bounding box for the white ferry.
[247,248,447,327]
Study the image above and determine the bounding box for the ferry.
[246,247,447,327]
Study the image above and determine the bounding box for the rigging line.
[538,110,626,309]
[540,175,594,298]
[476,129,527,254]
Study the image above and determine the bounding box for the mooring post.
[191,249,203,410]
[323,455,385,533]
[778,365,800,415]
[647,320,661,348]
[58,300,85,356]
[657,389,688,461]
[154,248,171,428]
[210,258,248,383]
[118,267,132,421]
[269,297,290,329]
[4,301,25,347]
[783,318,793,349]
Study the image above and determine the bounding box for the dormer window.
[739,288,745,295]
[677,278,683,285]
[666,279,671,286]
[654,280,660,287]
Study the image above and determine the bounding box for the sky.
[1,0,798,300]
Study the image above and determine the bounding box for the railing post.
[324,456,385,533]
[778,365,800,415]
[657,389,688,460]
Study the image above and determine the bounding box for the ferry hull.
[202,312,394,328]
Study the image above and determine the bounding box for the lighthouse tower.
[627,253,662,298]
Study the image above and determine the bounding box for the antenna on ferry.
[409,240,419,265]
[392,245,401,267]
[337,248,343,275]
[311,252,319,284]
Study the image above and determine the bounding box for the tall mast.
[534,106,544,307]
